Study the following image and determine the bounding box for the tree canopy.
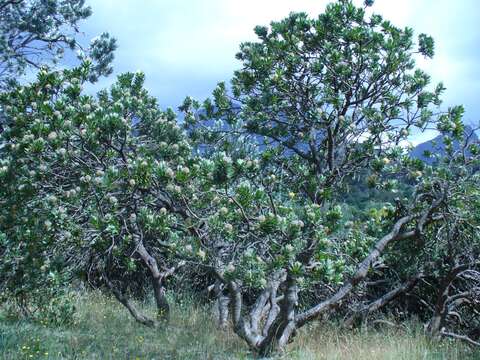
[0,0,116,88]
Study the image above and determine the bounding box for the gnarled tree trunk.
[426,262,480,343]
[258,274,299,356]
[219,197,444,356]
[215,281,230,329]
[103,271,156,327]
[136,240,171,321]
[345,273,423,328]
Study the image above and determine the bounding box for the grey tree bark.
[220,195,444,356]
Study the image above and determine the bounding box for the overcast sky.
[82,0,479,143]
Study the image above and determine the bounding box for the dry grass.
[1,291,478,359]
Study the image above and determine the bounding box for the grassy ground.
[1,292,478,359]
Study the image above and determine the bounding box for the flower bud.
[285,244,294,252]
[47,131,57,141]
[198,249,206,260]
[226,263,235,273]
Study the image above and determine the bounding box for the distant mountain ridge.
[410,125,478,164]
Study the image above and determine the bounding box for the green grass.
[1,292,478,359]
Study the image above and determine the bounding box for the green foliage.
[180,0,458,293]
[185,0,448,207]
[1,0,479,354]
[0,0,117,88]
[178,2,480,353]
[0,63,197,318]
